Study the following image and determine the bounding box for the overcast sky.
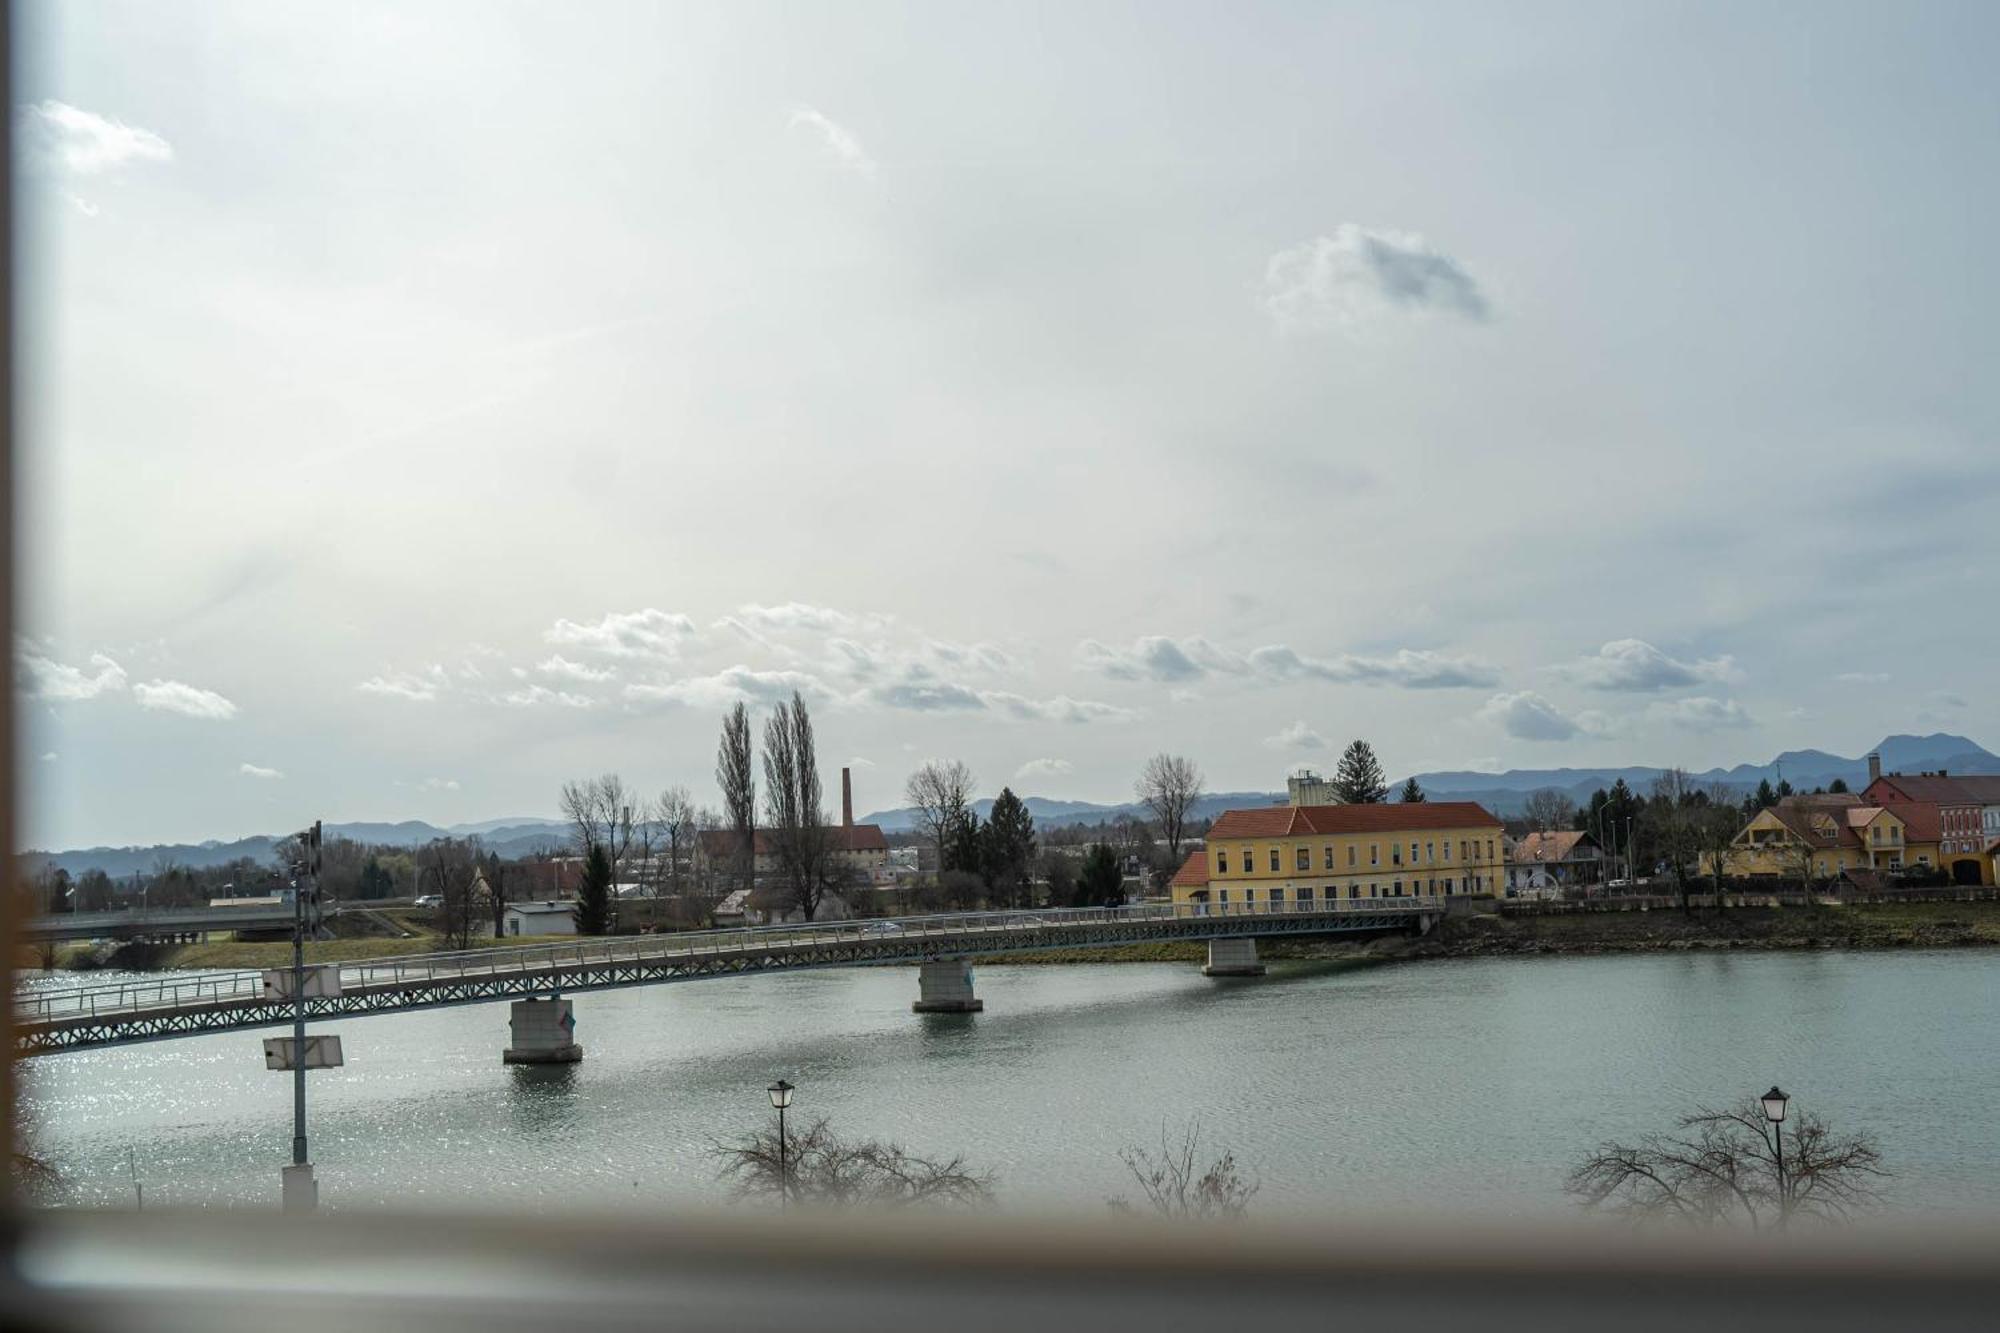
[14,1,1999,849]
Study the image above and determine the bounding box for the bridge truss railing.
[16,896,1446,1028]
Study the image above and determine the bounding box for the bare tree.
[656,785,698,899]
[1135,754,1205,865]
[1110,1121,1259,1221]
[716,703,757,896]
[763,691,832,921]
[419,836,486,950]
[1523,787,1578,834]
[713,1117,994,1210]
[905,759,975,879]
[1568,1097,1886,1230]
[559,775,635,873]
[1646,768,1703,914]
[1698,783,1745,888]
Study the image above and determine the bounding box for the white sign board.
[263,1035,345,1070]
[261,966,344,1002]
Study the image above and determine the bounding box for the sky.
[13,0,1999,849]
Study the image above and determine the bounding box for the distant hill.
[28,734,1995,876]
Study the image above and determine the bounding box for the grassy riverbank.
[24,900,2000,974]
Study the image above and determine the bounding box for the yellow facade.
[1713,806,1942,880]
[1172,821,1505,907]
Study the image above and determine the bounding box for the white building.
[502,901,577,938]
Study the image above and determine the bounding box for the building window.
[1391,846,1401,866]
[1269,848,1281,872]
[1323,845,1335,870]
[1393,880,1403,896]
[1443,841,1452,863]
[1444,878,1454,894]
[1218,889,1229,904]
[1371,844,1379,866]
[1426,841,1435,863]
[1348,846,1357,867]
[1271,887,1286,905]
[1299,885,1315,904]
[1410,842,1419,865]
[1296,847,1310,871]
[1241,848,1254,874]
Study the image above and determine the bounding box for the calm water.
[19,950,2000,1217]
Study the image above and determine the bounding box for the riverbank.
[1004,900,2000,965]
[24,900,2000,974]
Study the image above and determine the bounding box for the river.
[18,948,2000,1218]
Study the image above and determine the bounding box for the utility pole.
[281,820,323,1213]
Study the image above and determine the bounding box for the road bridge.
[24,902,301,944]
[14,898,1444,1059]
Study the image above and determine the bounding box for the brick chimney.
[1867,752,1881,785]
[842,767,853,829]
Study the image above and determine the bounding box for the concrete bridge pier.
[912,958,983,1013]
[503,996,583,1064]
[1202,937,1265,977]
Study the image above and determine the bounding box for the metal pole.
[1773,1118,1787,1226]
[777,1100,788,1214]
[291,863,307,1167]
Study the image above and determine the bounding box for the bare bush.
[713,1117,994,1211]
[1110,1121,1258,1221]
[1568,1097,1886,1229]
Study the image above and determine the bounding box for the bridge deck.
[14,898,1443,1055]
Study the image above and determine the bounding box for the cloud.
[859,679,988,712]
[1015,758,1073,783]
[1248,645,1501,690]
[788,106,876,177]
[1480,691,1587,742]
[1263,224,1488,333]
[1931,691,1968,710]
[239,762,284,780]
[17,647,127,701]
[981,692,1137,724]
[1835,671,1890,685]
[16,100,173,175]
[419,777,461,792]
[40,751,57,763]
[1263,720,1327,751]
[133,679,238,720]
[358,665,450,702]
[727,602,862,634]
[1648,696,1754,732]
[1077,637,1495,689]
[625,666,834,711]
[545,608,696,658]
[499,683,594,709]
[1556,639,1740,692]
[537,654,616,683]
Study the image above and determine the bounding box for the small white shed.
[502,901,578,938]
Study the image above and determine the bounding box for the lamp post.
[768,1079,795,1212]
[1761,1085,1790,1224]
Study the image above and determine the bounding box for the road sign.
[264,1035,344,1070]
[262,966,344,1001]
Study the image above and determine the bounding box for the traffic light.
[294,821,324,932]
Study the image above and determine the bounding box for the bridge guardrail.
[16,896,1446,1027]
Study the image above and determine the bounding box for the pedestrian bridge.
[14,898,1444,1058]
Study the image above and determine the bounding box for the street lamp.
[1761,1086,1790,1222]
[768,1079,795,1211]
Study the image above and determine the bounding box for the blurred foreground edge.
[5,1208,1998,1333]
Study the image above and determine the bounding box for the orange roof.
[1511,830,1593,864]
[1880,801,1941,842]
[1866,774,2000,806]
[1170,849,1208,888]
[1208,801,1501,840]
[697,825,888,855]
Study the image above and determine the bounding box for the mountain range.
[25,734,1995,878]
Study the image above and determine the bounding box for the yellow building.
[1169,801,1506,908]
[1714,794,1942,882]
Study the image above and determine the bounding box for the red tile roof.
[1866,774,2000,807]
[1207,801,1501,840]
[1511,830,1594,864]
[1170,849,1208,888]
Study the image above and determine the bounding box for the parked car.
[859,920,903,936]
[413,894,443,909]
